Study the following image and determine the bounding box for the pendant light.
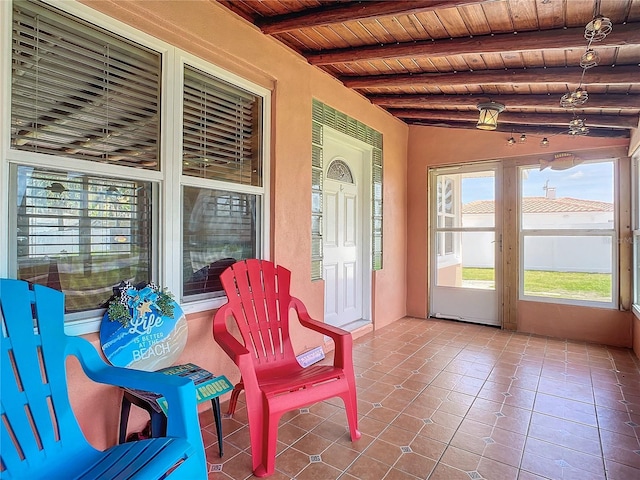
[476,102,505,130]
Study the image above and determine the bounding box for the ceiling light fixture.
[476,101,505,130]
[584,15,612,42]
[579,49,600,69]
[569,117,586,129]
[569,117,589,136]
[559,6,612,135]
[560,87,588,107]
[504,131,555,148]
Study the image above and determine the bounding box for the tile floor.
[200,317,640,479]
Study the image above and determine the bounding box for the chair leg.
[254,409,279,478]
[226,383,243,415]
[119,395,132,444]
[342,390,361,441]
[211,398,224,457]
[150,409,167,438]
[245,399,266,477]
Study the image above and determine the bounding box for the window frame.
[1,0,270,335]
[632,151,640,317]
[433,174,462,270]
[517,159,619,309]
[437,176,458,258]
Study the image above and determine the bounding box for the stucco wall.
[65,0,408,449]
[407,124,633,347]
[518,301,633,347]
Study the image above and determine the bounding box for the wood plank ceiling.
[216,0,640,139]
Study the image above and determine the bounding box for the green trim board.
[311,100,383,280]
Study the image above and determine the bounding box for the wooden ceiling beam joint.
[403,120,630,138]
[389,109,638,129]
[256,0,488,35]
[306,23,640,65]
[368,93,640,111]
[341,66,640,89]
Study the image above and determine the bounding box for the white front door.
[323,132,368,330]
[429,164,502,326]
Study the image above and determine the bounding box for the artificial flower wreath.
[107,281,175,327]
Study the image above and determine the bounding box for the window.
[432,168,497,290]
[182,189,259,298]
[4,0,269,333]
[436,177,456,256]
[519,160,616,307]
[10,0,160,326]
[181,66,264,299]
[15,166,153,314]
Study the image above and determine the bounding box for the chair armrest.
[212,304,259,389]
[290,297,349,338]
[65,336,202,441]
[290,297,354,370]
[213,306,251,359]
[214,330,252,365]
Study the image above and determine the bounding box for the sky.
[461,161,614,204]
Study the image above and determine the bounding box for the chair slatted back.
[1,280,84,476]
[219,260,298,372]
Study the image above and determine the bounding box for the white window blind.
[183,66,262,185]
[11,0,161,167]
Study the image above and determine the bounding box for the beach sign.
[99,282,188,371]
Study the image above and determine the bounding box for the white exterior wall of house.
[462,212,613,273]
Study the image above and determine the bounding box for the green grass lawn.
[463,267,611,300]
[462,267,494,282]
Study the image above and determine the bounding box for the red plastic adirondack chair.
[212,259,361,477]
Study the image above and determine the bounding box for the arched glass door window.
[327,159,354,183]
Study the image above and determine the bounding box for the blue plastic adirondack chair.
[0,279,207,479]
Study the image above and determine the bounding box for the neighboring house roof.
[462,197,613,214]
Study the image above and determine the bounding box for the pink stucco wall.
[66,0,408,449]
[407,124,634,348]
[517,301,633,347]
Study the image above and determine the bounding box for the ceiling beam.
[389,109,639,129]
[368,94,640,111]
[306,23,640,65]
[403,120,630,138]
[255,0,487,35]
[340,66,640,89]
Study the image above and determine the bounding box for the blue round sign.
[99,284,188,371]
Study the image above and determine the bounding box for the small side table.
[118,363,232,457]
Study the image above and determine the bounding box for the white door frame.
[322,127,372,329]
[428,162,503,326]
